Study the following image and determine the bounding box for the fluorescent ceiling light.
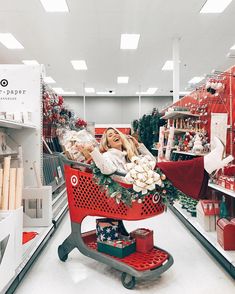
[85,87,95,93]
[117,76,129,84]
[162,60,173,71]
[96,91,115,95]
[136,87,158,95]
[0,33,24,49]
[120,34,140,49]
[188,77,204,84]
[230,44,235,50]
[52,87,76,95]
[43,76,56,83]
[200,0,232,13]
[179,91,191,95]
[71,60,87,70]
[22,60,39,65]
[40,0,69,12]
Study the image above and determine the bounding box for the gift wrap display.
[130,228,153,253]
[97,235,136,258]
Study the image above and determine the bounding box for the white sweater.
[90,143,156,175]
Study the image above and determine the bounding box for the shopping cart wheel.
[58,245,68,262]
[121,272,136,289]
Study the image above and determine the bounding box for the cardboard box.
[130,228,153,253]
[97,236,136,258]
[196,200,220,232]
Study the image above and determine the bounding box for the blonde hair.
[99,127,139,161]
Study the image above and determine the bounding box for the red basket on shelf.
[64,165,165,223]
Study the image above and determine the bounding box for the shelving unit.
[169,202,235,279]
[161,111,199,120]
[208,182,235,199]
[0,119,37,130]
[172,150,208,157]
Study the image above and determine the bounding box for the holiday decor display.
[192,133,204,154]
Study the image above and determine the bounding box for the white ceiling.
[1,0,235,96]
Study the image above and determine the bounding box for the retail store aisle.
[15,210,234,294]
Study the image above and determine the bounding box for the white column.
[173,38,180,103]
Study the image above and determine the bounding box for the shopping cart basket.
[58,154,173,289]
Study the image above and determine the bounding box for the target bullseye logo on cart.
[71,175,78,186]
[152,193,161,204]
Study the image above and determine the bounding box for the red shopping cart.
[58,154,173,289]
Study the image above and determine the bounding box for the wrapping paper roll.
[0,169,3,208]
[2,156,11,210]
[9,168,16,210]
[15,168,23,209]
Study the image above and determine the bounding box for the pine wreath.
[91,163,182,207]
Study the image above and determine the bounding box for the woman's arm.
[90,148,117,175]
[138,143,156,164]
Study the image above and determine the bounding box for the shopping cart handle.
[58,152,126,177]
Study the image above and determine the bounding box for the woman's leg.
[157,157,207,200]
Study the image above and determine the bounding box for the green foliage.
[132,108,165,151]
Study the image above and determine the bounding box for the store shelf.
[169,202,235,279]
[0,151,18,158]
[52,186,66,205]
[162,111,199,120]
[174,128,195,133]
[172,150,208,157]
[208,182,235,199]
[0,119,37,129]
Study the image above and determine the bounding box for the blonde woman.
[82,127,233,200]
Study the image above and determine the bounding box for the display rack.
[169,202,235,279]
[161,111,199,120]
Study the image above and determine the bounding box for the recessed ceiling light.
[117,76,129,84]
[162,60,173,71]
[96,91,115,95]
[43,76,56,83]
[0,33,24,49]
[52,87,64,94]
[71,60,87,70]
[52,87,76,95]
[62,91,76,95]
[179,91,191,95]
[136,87,158,95]
[85,87,95,93]
[188,77,204,84]
[40,0,69,12]
[200,0,232,13]
[22,60,39,65]
[230,44,235,50]
[120,34,140,49]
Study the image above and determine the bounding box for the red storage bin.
[130,228,153,253]
[216,218,235,250]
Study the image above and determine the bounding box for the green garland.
[91,163,182,207]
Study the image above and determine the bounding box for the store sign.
[0,65,40,112]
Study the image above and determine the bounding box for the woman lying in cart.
[77,127,233,200]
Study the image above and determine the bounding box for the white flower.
[131,156,139,163]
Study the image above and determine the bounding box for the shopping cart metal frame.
[58,154,174,289]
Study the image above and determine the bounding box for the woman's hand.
[127,135,139,147]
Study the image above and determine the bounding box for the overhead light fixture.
[0,33,24,49]
[22,60,39,65]
[52,87,76,95]
[43,76,56,83]
[40,0,69,12]
[200,0,232,13]
[96,91,115,95]
[85,87,95,93]
[117,76,129,84]
[136,87,158,95]
[230,44,235,50]
[179,91,191,95]
[188,77,204,84]
[71,60,87,70]
[226,52,235,58]
[120,34,140,49]
[162,60,173,71]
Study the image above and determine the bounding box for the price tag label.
[57,166,63,179]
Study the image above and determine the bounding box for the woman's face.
[106,129,122,150]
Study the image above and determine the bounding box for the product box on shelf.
[97,235,136,258]
[130,228,154,253]
[225,177,235,191]
[196,200,220,232]
[22,186,52,227]
[0,210,16,292]
[216,218,235,250]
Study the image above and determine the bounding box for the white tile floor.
[15,210,235,294]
